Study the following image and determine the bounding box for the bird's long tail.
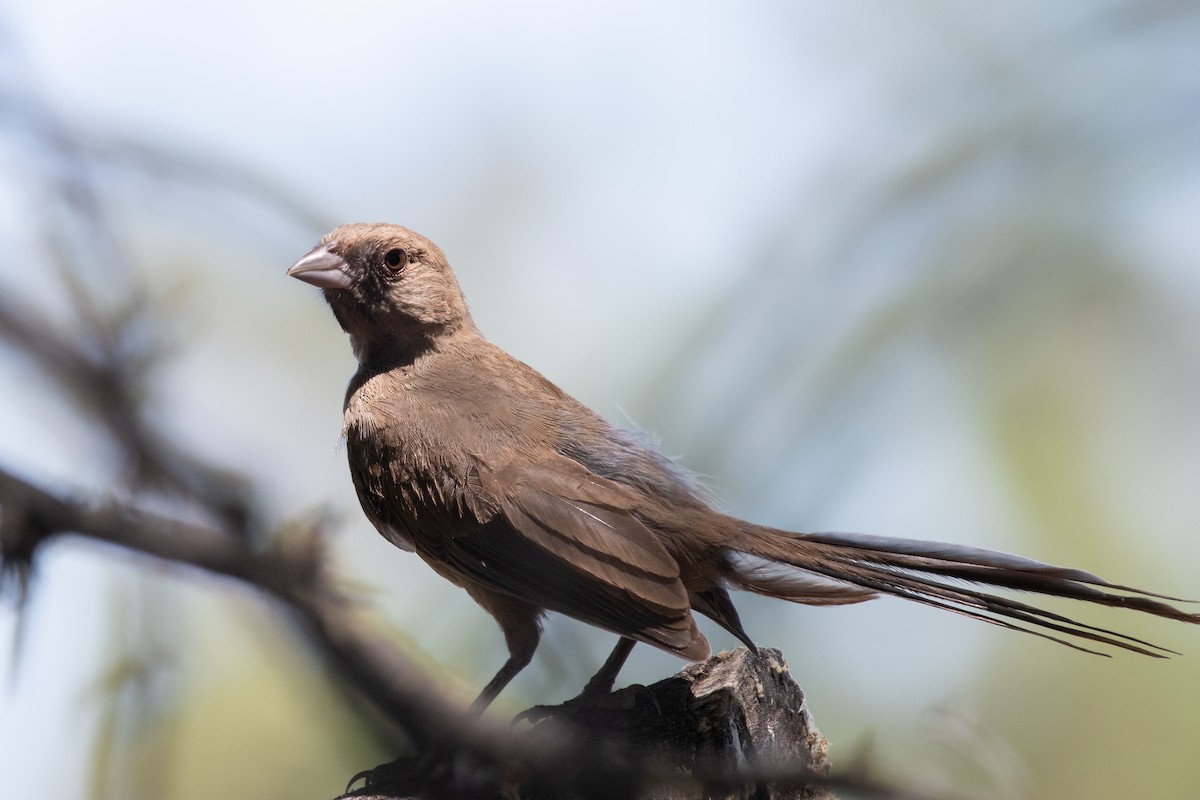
[727,527,1199,656]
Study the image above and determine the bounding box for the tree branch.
[0,464,466,747]
[2,466,967,799]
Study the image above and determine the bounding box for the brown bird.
[289,222,1197,713]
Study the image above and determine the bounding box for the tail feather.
[730,527,1199,656]
[803,531,1195,605]
[845,561,1173,657]
[806,561,1141,656]
[723,551,877,606]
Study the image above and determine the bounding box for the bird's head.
[288,223,473,365]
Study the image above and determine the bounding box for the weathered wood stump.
[346,647,833,800]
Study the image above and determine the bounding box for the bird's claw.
[512,682,661,728]
[342,754,430,797]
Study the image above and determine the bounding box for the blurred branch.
[0,82,297,540]
[0,291,257,538]
[86,135,335,234]
[0,52,341,796]
[0,477,953,799]
[0,464,467,749]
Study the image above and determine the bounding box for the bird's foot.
[342,741,471,798]
[510,701,565,727]
[344,755,424,796]
[512,681,660,727]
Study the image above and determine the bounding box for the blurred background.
[2,1,1198,798]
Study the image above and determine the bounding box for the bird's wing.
[439,455,709,659]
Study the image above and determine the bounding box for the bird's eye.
[383,248,408,271]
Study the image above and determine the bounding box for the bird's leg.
[351,595,542,793]
[580,636,637,697]
[469,646,536,714]
[466,587,544,715]
[512,636,640,726]
[351,651,536,794]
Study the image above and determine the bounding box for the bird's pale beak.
[287,244,353,290]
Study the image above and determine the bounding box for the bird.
[288,222,1198,714]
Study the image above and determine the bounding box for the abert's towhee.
[289,222,1197,713]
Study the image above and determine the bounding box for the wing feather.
[441,456,708,659]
